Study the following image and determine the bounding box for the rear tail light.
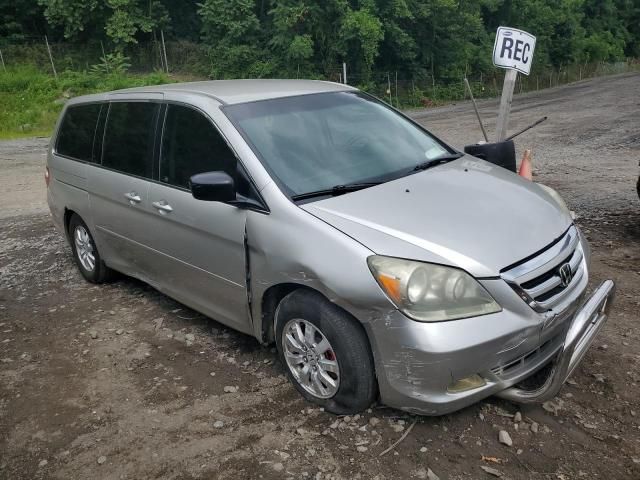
[45,166,50,187]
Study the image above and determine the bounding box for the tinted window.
[56,104,102,162]
[160,105,237,189]
[102,102,159,178]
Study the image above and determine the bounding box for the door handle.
[152,200,173,214]
[124,192,141,204]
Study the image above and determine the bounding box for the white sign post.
[492,27,536,141]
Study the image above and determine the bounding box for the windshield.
[224,91,450,197]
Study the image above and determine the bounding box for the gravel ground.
[1,73,639,480]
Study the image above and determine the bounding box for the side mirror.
[190,171,236,202]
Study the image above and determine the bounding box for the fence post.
[161,30,169,73]
[342,62,347,85]
[0,49,5,72]
[44,35,58,79]
[431,74,436,99]
[387,72,392,105]
[395,71,398,107]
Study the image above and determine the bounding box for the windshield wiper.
[413,152,464,171]
[292,182,381,201]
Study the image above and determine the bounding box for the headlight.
[538,184,570,216]
[367,256,501,322]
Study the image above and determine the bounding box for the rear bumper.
[496,280,615,403]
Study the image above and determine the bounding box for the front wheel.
[275,289,377,414]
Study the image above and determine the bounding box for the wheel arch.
[63,208,77,236]
[258,282,376,358]
[259,283,315,344]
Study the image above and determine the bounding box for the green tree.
[268,0,350,75]
[198,0,269,78]
[339,7,384,80]
[38,0,102,39]
[37,0,169,47]
[104,0,154,47]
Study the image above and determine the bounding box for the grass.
[0,66,173,139]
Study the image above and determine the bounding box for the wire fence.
[1,38,638,108]
[334,61,638,108]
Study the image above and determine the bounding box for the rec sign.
[493,27,536,75]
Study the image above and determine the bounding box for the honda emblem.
[558,263,573,287]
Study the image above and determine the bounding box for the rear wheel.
[275,289,377,414]
[68,214,114,283]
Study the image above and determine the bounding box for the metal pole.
[395,71,398,107]
[161,29,169,73]
[45,35,57,79]
[504,116,548,141]
[464,78,489,142]
[494,69,517,142]
[99,41,110,73]
[387,72,392,105]
[342,62,347,85]
[0,49,5,72]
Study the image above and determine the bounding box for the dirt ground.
[1,73,639,480]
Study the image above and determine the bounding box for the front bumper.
[497,279,615,403]
[366,279,615,415]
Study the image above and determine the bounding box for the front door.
[144,103,250,332]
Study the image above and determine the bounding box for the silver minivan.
[47,80,615,415]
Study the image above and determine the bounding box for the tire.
[68,214,114,283]
[275,289,377,414]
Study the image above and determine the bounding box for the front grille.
[501,226,586,311]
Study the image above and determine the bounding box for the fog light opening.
[447,374,486,393]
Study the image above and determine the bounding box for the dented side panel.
[246,182,390,340]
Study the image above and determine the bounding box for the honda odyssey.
[47,80,615,415]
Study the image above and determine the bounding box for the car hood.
[301,156,572,277]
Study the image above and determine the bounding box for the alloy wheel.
[74,225,96,272]
[282,318,340,399]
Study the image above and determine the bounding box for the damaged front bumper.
[365,279,615,415]
[496,280,615,403]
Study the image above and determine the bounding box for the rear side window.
[102,102,159,178]
[56,104,102,162]
[160,105,237,189]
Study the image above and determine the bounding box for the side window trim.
[98,102,111,167]
[152,103,167,182]
[157,103,170,184]
[91,103,106,165]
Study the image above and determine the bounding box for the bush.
[90,52,132,75]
